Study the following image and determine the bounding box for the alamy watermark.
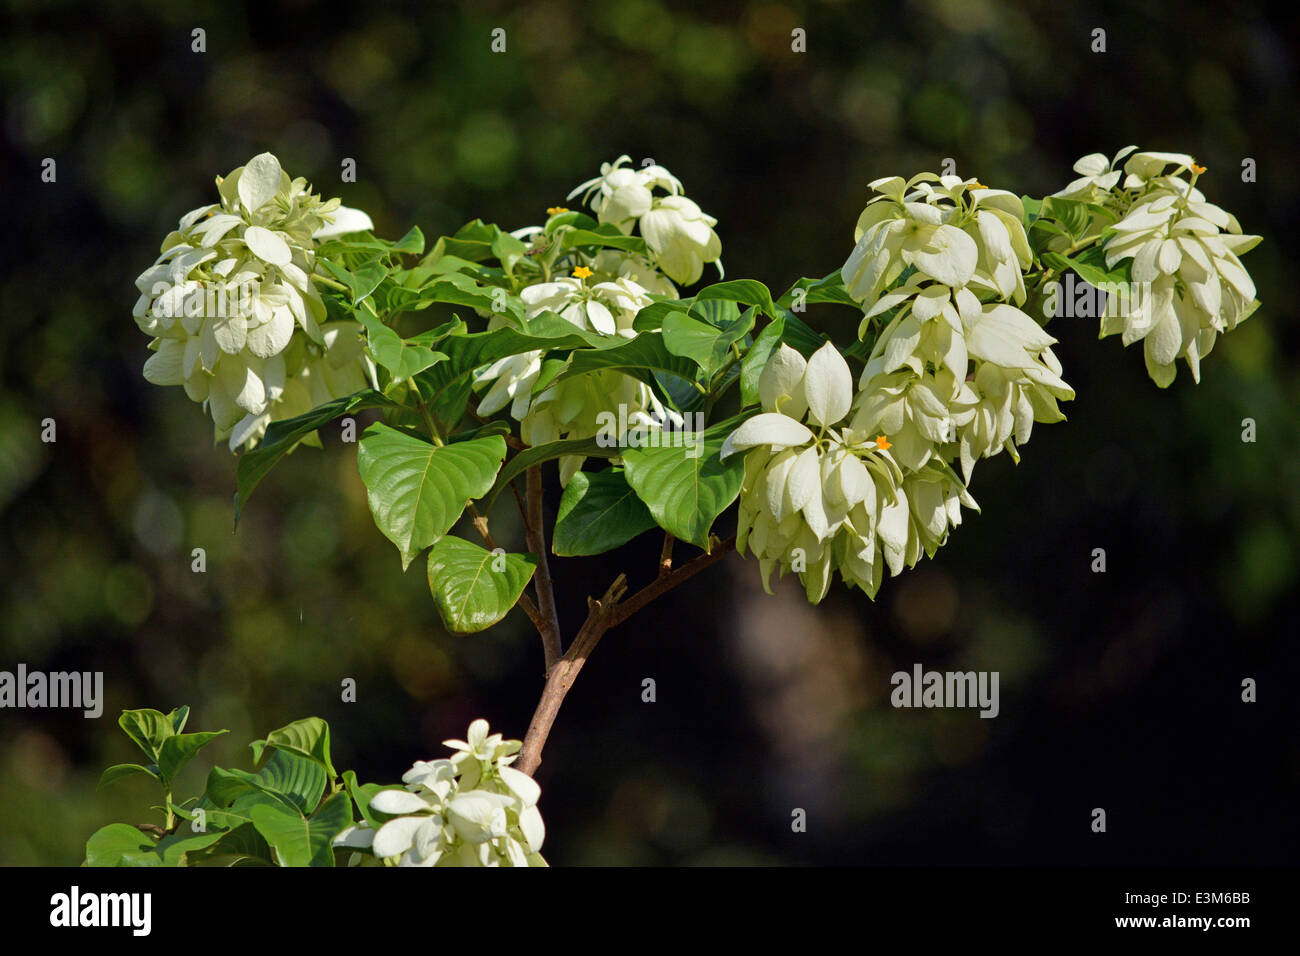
[890,663,999,718]
[0,664,103,717]
[1043,272,1151,321]
[594,405,704,458]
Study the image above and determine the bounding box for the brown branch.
[517,574,627,775]
[608,536,735,628]
[515,535,736,776]
[525,466,563,673]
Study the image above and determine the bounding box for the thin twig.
[525,466,563,672]
[515,536,736,775]
[658,533,675,577]
[608,536,735,628]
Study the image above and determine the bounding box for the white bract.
[1051,145,1138,200]
[569,155,722,285]
[337,719,546,868]
[134,152,376,449]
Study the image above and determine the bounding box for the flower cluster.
[569,154,722,284]
[334,719,545,867]
[475,268,679,483]
[133,152,375,449]
[1088,151,1261,386]
[722,342,969,602]
[844,173,1074,482]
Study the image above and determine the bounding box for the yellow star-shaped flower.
[1190,163,1206,175]
[572,266,593,279]
[874,435,891,450]
[547,206,569,216]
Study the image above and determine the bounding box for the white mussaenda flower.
[474,270,678,482]
[338,719,546,868]
[568,155,722,285]
[722,342,951,602]
[1097,153,1261,386]
[133,152,376,449]
[843,173,1034,311]
[1052,145,1138,200]
[640,195,723,285]
[853,278,1073,480]
[569,154,683,227]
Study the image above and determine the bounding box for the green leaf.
[85,824,158,867]
[236,390,390,520]
[481,438,619,512]
[167,705,191,733]
[417,312,617,425]
[553,468,657,556]
[206,749,328,815]
[413,272,524,320]
[251,791,354,868]
[193,822,274,866]
[741,316,787,408]
[255,717,336,780]
[157,730,228,787]
[357,424,507,570]
[1044,247,1132,289]
[359,314,446,385]
[561,225,649,255]
[697,278,776,317]
[1038,196,1092,239]
[663,311,727,371]
[98,763,161,789]
[622,416,747,549]
[156,828,230,866]
[561,332,701,392]
[663,308,755,378]
[777,271,860,309]
[426,536,537,634]
[319,259,388,305]
[777,311,829,355]
[117,708,177,763]
[631,297,694,332]
[344,771,403,829]
[391,225,426,256]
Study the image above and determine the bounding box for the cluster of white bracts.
[1086,151,1260,386]
[569,155,722,285]
[333,720,545,868]
[844,173,1074,483]
[474,271,680,484]
[133,153,375,449]
[722,342,973,602]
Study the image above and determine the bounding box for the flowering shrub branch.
[98,149,1261,864]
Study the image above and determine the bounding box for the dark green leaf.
[553,468,657,556]
[622,415,747,549]
[481,438,619,512]
[235,390,390,520]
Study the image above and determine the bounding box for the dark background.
[1,0,1297,866]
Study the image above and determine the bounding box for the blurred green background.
[2,0,1297,866]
